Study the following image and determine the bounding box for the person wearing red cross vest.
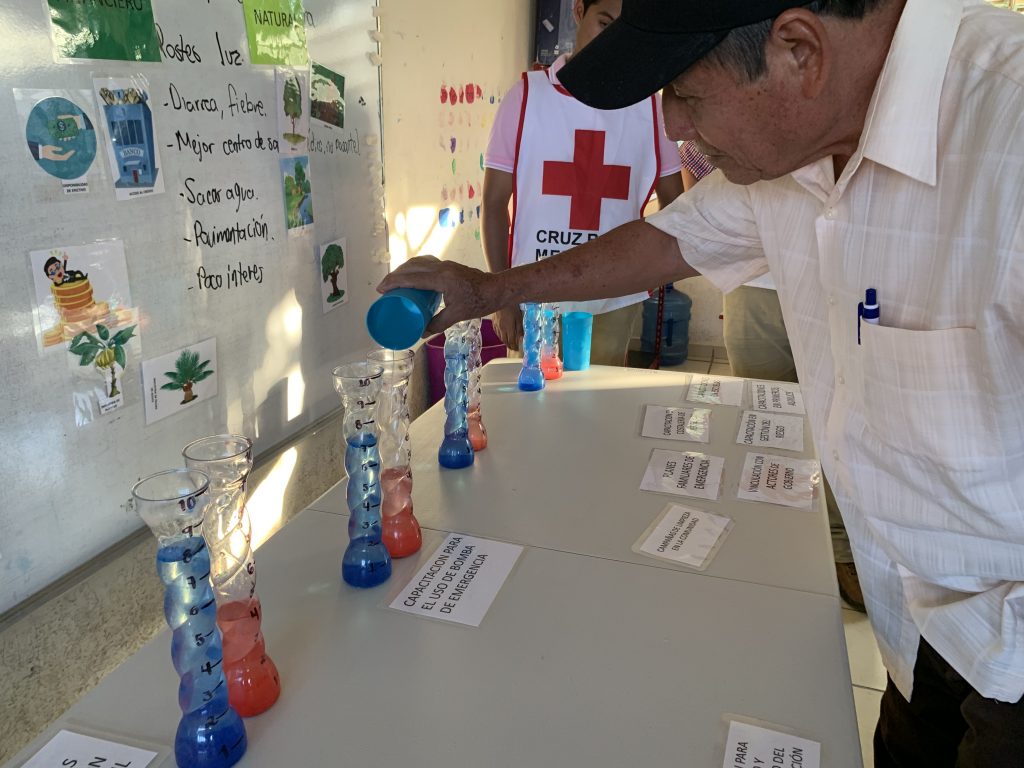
[482,0,683,364]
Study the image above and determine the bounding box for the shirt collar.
[858,0,964,186]
[549,54,570,86]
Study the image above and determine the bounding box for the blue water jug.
[641,284,692,366]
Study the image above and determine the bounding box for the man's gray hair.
[705,0,888,81]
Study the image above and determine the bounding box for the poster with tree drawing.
[141,337,218,425]
[276,68,309,155]
[280,155,313,232]
[319,237,348,314]
[310,62,344,129]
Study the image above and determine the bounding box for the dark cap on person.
[559,0,814,110]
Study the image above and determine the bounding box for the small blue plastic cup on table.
[366,288,442,350]
[562,311,593,371]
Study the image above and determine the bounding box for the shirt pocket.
[859,323,1002,467]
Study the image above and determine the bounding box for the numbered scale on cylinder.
[333,362,393,588]
[133,469,247,768]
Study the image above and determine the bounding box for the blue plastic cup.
[366,288,441,350]
[562,312,593,371]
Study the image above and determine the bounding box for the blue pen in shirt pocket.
[857,288,879,345]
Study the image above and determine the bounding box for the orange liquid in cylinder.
[541,355,563,380]
[381,467,422,558]
[217,599,281,717]
[468,408,488,450]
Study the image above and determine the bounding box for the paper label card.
[737,453,820,510]
[634,503,732,571]
[750,380,806,414]
[641,405,711,443]
[640,449,725,500]
[22,729,159,768]
[723,720,821,768]
[735,410,804,452]
[141,337,218,425]
[686,375,744,406]
[389,534,523,627]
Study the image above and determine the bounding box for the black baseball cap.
[559,0,815,109]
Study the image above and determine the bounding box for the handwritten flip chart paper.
[640,450,725,500]
[735,410,804,452]
[750,380,806,414]
[389,534,523,627]
[634,503,732,571]
[243,0,309,67]
[737,453,820,510]
[641,406,711,444]
[723,721,820,768]
[686,375,744,406]
[22,729,159,768]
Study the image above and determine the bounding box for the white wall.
[380,0,532,270]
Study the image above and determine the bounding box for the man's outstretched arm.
[377,218,696,336]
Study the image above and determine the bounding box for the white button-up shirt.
[649,0,1024,702]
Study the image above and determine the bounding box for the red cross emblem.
[542,129,631,231]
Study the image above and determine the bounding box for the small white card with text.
[750,380,805,414]
[723,720,820,768]
[640,449,725,500]
[686,375,744,406]
[641,405,711,443]
[634,503,732,570]
[735,410,804,452]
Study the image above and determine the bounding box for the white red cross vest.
[509,69,661,315]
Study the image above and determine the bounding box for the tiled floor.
[664,346,887,767]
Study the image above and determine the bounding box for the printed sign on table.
[389,534,523,627]
[723,720,820,768]
[633,503,732,570]
[737,452,820,510]
[750,380,805,414]
[686,375,744,406]
[735,410,804,452]
[22,729,159,768]
[640,449,725,500]
[641,405,711,443]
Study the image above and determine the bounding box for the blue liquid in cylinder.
[343,433,392,587]
[439,322,475,468]
[157,539,247,768]
[518,304,546,391]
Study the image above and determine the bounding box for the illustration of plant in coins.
[68,322,137,398]
[282,75,305,145]
[161,349,214,404]
[321,243,346,303]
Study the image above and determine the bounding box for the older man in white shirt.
[380,0,1024,762]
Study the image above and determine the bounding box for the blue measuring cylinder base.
[157,539,247,768]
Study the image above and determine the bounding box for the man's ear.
[771,9,830,99]
[572,0,586,26]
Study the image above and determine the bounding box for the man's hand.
[377,256,504,337]
[491,306,523,352]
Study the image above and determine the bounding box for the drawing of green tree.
[294,159,310,194]
[282,75,305,145]
[161,349,214,405]
[321,244,345,303]
[69,323,137,398]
